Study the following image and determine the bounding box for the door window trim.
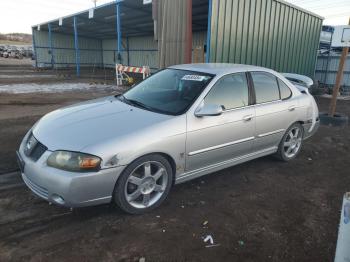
[248,71,287,105]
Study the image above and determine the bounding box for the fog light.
[52,194,65,205]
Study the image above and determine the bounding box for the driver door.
[185,73,255,172]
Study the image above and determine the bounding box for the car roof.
[169,63,273,75]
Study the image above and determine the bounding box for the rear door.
[186,73,255,172]
[250,72,299,151]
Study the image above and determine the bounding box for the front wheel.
[113,154,173,214]
[275,123,304,162]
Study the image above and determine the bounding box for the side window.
[204,73,249,110]
[251,72,280,104]
[278,78,292,100]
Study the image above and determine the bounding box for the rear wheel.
[276,123,304,161]
[113,154,173,214]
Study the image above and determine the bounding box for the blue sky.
[0,0,349,34]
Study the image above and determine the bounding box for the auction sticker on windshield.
[181,75,208,81]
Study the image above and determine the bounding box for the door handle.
[242,114,254,121]
[288,105,296,111]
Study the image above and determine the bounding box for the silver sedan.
[17,64,319,214]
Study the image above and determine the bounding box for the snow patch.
[0,75,54,79]
[0,83,116,94]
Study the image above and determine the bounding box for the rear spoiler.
[281,73,313,91]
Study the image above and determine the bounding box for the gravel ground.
[0,57,34,66]
[0,64,349,261]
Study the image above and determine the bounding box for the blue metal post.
[205,0,212,63]
[73,16,80,77]
[116,0,122,62]
[100,41,104,67]
[48,23,54,68]
[31,27,38,68]
[126,37,130,65]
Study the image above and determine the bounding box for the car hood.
[33,96,171,152]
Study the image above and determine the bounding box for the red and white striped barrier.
[116,64,150,86]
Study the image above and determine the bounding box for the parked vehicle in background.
[0,45,5,57]
[0,45,32,59]
[23,46,33,58]
[9,47,17,58]
[17,63,319,214]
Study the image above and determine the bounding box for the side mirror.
[195,104,223,117]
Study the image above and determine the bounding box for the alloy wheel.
[124,161,168,209]
[283,126,303,158]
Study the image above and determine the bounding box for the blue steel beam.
[126,36,130,65]
[116,0,122,62]
[100,40,104,68]
[48,23,54,68]
[205,0,212,63]
[73,16,80,77]
[34,46,157,52]
[31,28,38,68]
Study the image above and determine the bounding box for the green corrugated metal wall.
[33,30,102,68]
[209,0,323,77]
[33,30,206,70]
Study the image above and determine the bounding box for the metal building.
[32,0,323,78]
[315,55,350,95]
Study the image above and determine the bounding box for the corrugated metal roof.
[33,0,208,39]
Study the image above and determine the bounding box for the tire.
[113,154,173,214]
[275,123,304,162]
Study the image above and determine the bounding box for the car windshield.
[120,69,214,115]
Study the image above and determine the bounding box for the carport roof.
[33,0,209,39]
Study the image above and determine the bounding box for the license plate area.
[16,151,25,173]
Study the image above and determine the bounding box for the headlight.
[47,151,101,172]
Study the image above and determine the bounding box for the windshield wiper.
[115,94,126,101]
[116,94,165,114]
[116,94,133,106]
[116,95,149,109]
[126,99,154,111]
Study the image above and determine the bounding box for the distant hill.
[0,33,32,45]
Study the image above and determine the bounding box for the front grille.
[24,133,48,161]
[22,174,49,199]
[30,142,47,161]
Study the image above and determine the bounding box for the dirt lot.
[0,64,350,261]
[0,57,117,85]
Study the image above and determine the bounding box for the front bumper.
[18,140,125,208]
